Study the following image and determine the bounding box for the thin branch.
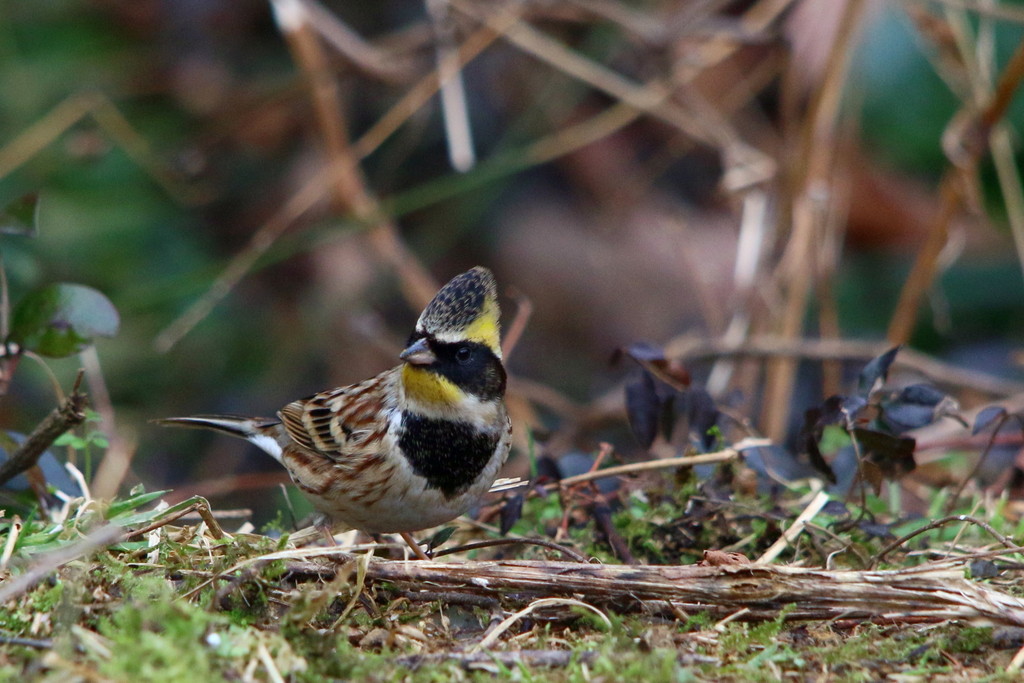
[353,5,523,158]
[0,371,88,487]
[450,0,775,186]
[398,650,602,671]
[472,597,611,651]
[546,442,763,491]
[426,0,476,171]
[122,497,229,541]
[872,514,1019,568]
[944,411,1006,513]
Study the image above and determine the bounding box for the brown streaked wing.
[278,376,390,459]
[279,392,346,456]
[279,399,319,452]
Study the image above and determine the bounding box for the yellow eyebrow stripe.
[460,299,501,357]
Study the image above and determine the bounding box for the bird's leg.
[399,532,431,560]
[318,523,337,546]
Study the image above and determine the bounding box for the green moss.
[941,626,993,654]
[89,574,308,682]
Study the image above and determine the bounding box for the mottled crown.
[415,267,502,357]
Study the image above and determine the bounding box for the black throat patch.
[399,414,499,498]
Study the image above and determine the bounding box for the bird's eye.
[456,346,473,364]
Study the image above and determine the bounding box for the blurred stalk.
[888,21,1024,344]
[762,0,867,441]
[270,0,437,308]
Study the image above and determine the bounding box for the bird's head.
[399,267,506,410]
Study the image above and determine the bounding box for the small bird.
[159,267,511,557]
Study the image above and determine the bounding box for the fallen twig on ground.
[280,553,1024,628]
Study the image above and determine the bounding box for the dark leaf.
[534,455,562,483]
[896,384,948,407]
[744,445,822,484]
[658,391,677,443]
[880,384,953,432]
[618,341,664,363]
[969,559,1001,579]
[801,407,823,442]
[853,428,916,479]
[822,500,850,517]
[9,283,119,357]
[625,371,661,449]
[856,521,895,539]
[1009,463,1024,495]
[861,460,885,494]
[499,494,524,535]
[0,431,82,498]
[804,432,837,484]
[857,346,901,397]
[684,387,719,451]
[822,395,848,423]
[798,407,837,483]
[425,526,456,552]
[619,342,690,390]
[0,193,40,237]
[973,405,1008,435]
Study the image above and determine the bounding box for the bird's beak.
[400,337,436,366]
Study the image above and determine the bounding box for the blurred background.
[2,0,1024,526]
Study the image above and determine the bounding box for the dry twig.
[0,371,88,487]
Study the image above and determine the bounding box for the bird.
[158,267,512,558]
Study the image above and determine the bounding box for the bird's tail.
[155,415,285,462]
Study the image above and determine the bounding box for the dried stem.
[0,91,201,204]
[888,32,1024,344]
[756,489,830,564]
[944,410,1006,514]
[871,514,1019,568]
[273,0,437,309]
[122,497,229,541]
[762,0,867,441]
[0,371,88,487]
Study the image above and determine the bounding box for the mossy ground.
[3,474,1024,681]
